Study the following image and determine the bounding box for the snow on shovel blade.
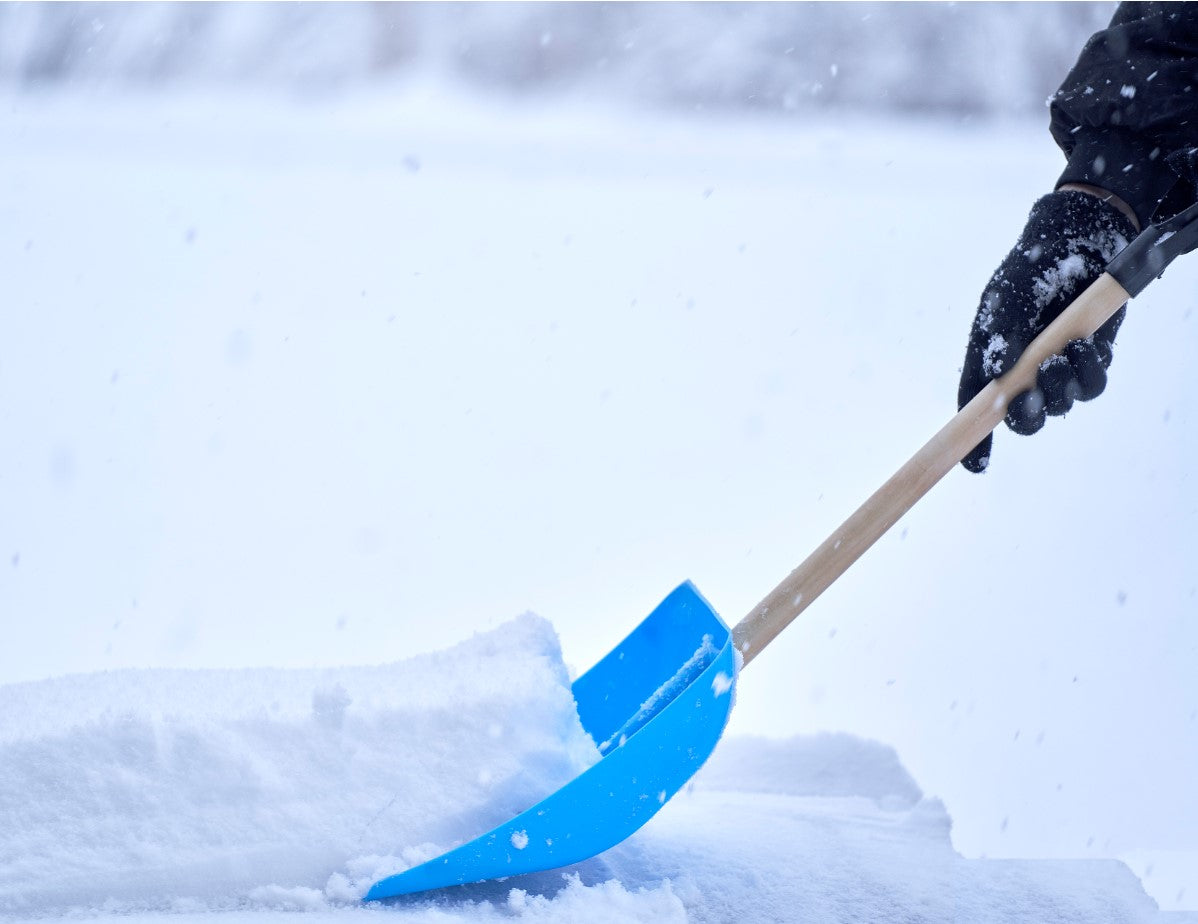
[364,581,736,900]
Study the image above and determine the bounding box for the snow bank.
[1,624,1178,922]
[693,732,924,808]
[0,615,598,915]
[615,783,1168,924]
[608,734,1169,923]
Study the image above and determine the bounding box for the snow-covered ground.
[2,83,1196,919]
[0,618,1190,923]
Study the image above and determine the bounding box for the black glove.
[957,190,1137,473]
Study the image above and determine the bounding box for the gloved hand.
[957,189,1137,473]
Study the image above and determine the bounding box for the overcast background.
[1,2,1115,115]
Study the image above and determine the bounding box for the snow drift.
[0,614,1184,922]
[0,615,597,914]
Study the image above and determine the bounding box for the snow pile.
[623,784,1169,924]
[631,740,1173,924]
[693,732,924,807]
[0,616,1183,922]
[0,615,598,915]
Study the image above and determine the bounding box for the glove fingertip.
[1063,339,1109,403]
[1006,388,1047,435]
[961,435,992,474]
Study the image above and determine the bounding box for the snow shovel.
[366,200,1198,901]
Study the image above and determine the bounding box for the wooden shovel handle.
[732,272,1131,667]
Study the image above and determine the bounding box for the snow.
[0,616,597,914]
[1031,252,1090,309]
[982,333,1010,377]
[599,634,720,754]
[2,81,1197,920]
[1,621,1189,923]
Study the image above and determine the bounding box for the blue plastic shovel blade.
[364,581,736,900]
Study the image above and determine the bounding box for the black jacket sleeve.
[1049,2,1198,226]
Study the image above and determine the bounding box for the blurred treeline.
[0,2,1116,117]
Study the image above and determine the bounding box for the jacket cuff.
[1056,128,1180,228]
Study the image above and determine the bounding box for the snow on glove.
[957,189,1136,473]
